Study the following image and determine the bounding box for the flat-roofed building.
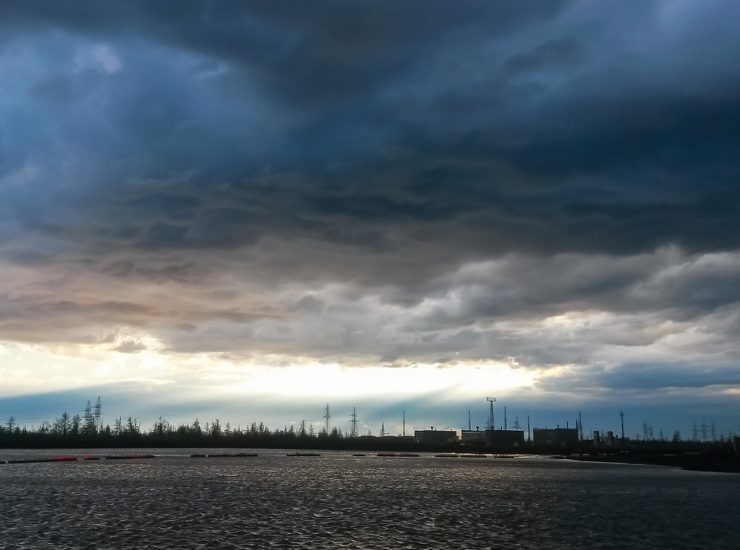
[533,427,579,448]
[487,429,525,448]
[414,429,458,446]
[461,429,487,445]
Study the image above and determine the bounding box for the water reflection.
[1,450,739,548]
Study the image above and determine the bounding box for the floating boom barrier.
[190,453,258,458]
[1,454,156,464]
[377,452,420,457]
[5,455,78,464]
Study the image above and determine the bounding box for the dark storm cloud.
[2,1,568,104]
[537,362,740,394]
[3,0,740,259]
[1,0,740,404]
[504,37,589,75]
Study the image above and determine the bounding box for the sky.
[1,1,739,438]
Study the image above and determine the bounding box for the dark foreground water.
[1,449,739,549]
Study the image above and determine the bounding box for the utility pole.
[486,397,496,431]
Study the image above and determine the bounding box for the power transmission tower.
[94,396,102,433]
[83,400,94,433]
[486,397,496,430]
[323,404,331,433]
[349,407,358,438]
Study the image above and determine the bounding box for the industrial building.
[593,430,618,448]
[460,429,487,445]
[461,429,525,448]
[486,429,525,448]
[414,429,458,445]
[533,427,579,448]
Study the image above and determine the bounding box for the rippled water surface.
[1,449,739,549]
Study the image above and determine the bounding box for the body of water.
[1,449,738,549]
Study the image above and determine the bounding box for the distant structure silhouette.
[486,397,496,430]
[349,408,358,438]
[323,404,331,433]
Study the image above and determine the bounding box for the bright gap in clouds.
[213,360,536,399]
[0,340,535,400]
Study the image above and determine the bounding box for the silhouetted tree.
[71,415,81,437]
[53,412,71,437]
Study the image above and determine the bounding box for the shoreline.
[2,446,738,474]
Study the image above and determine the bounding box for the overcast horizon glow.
[1,1,739,437]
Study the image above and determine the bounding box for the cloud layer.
[1,1,739,427]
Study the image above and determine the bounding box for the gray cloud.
[0,1,739,410]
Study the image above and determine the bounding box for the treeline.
[0,414,423,451]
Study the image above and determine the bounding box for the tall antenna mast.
[486,397,496,430]
[504,406,508,431]
[620,410,625,444]
[468,410,472,431]
[323,404,331,433]
[402,409,406,437]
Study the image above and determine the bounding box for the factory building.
[593,430,618,448]
[486,429,525,448]
[461,429,487,445]
[533,427,579,448]
[461,429,525,448]
[414,429,458,445]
